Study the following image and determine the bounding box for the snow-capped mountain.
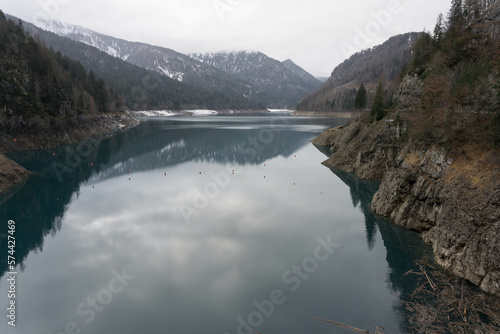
[13,15,262,110]
[36,19,193,82]
[33,18,273,105]
[34,19,320,107]
[190,51,322,107]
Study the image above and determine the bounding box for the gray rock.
[313,120,500,296]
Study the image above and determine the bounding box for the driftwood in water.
[314,317,370,333]
[401,260,500,333]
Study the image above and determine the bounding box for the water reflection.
[327,168,437,333]
[0,116,458,334]
[0,116,344,284]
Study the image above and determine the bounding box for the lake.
[1,115,435,334]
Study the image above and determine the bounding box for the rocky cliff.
[312,120,500,296]
[0,154,30,193]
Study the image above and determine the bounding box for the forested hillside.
[16,18,262,111]
[297,32,419,112]
[190,51,322,108]
[0,11,122,118]
[30,18,273,108]
[395,0,500,147]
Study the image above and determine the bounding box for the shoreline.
[0,113,140,193]
[312,120,500,297]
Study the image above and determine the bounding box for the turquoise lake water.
[1,116,434,333]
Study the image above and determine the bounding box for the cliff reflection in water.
[328,167,439,333]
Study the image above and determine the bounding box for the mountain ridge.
[190,51,322,108]
[31,17,272,105]
[8,15,263,111]
[32,18,320,108]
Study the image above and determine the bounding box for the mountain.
[11,16,262,111]
[30,19,321,108]
[297,32,420,112]
[31,18,273,107]
[190,51,322,108]
[0,12,122,118]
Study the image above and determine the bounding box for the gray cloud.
[0,0,451,76]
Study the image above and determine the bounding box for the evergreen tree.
[370,77,386,122]
[354,83,367,110]
[0,13,121,117]
[447,0,464,31]
[398,62,410,82]
[433,13,445,45]
[445,0,472,66]
[411,32,435,75]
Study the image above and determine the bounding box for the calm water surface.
[1,116,433,334]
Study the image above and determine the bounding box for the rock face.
[313,120,500,296]
[0,154,31,193]
[312,120,400,180]
[393,74,424,112]
[371,147,453,232]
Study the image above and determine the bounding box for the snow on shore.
[129,110,219,117]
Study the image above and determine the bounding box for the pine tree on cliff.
[370,78,385,122]
[447,0,464,30]
[433,13,445,44]
[445,0,472,67]
[354,84,367,110]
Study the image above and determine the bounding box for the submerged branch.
[314,317,370,333]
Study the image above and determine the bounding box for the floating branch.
[314,317,369,333]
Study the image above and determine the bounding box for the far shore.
[128,109,361,119]
[291,110,362,118]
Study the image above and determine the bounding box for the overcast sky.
[0,0,451,77]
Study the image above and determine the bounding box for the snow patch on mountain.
[158,66,184,81]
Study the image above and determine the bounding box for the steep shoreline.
[313,120,500,296]
[0,113,139,193]
[0,154,31,193]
